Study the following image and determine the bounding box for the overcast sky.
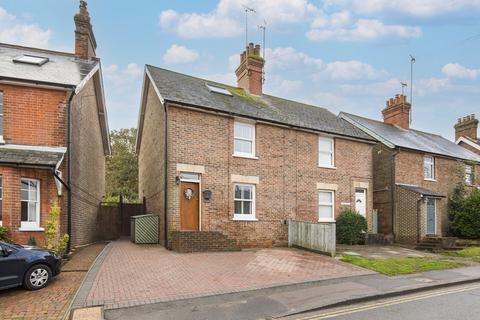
[1,0,480,140]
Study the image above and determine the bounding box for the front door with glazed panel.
[180,181,199,231]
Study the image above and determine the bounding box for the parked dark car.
[0,241,61,290]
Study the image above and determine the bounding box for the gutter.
[164,104,169,248]
[66,90,75,253]
[0,76,76,90]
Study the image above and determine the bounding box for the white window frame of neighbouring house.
[233,183,257,221]
[19,178,42,231]
[233,121,257,159]
[318,190,335,222]
[318,136,335,168]
[465,164,474,185]
[424,155,435,181]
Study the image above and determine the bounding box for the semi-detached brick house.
[137,43,377,252]
[0,1,110,247]
[341,95,480,244]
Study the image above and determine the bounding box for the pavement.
[0,242,106,320]
[72,239,370,311]
[104,264,480,320]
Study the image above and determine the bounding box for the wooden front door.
[180,181,199,231]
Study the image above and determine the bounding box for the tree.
[449,187,480,238]
[106,128,138,202]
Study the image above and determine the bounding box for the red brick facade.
[139,94,374,249]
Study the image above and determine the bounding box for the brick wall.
[0,84,68,244]
[70,77,106,246]
[170,231,240,252]
[161,105,374,248]
[138,82,166,245]
[393,149,479,241]
[372,143,396,234]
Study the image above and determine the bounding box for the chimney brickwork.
[455,114,478,142]
[74,0,97,60]
[382,94,411,129]
[235,43,264,96]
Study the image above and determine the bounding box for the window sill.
[318,219,336,223]
[232,215,258,222]
[318,165,337,170]
[424,178,437,182]
[19,227,44,232]
[233,154,259,160]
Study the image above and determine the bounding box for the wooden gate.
[97,197,146,240]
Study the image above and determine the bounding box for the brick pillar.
[382,94,411,129]
[235,43,265,96]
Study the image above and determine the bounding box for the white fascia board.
[456,136,480,151]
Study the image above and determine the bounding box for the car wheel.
[24,264,52,290]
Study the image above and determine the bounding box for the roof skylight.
[13,55,49,66]
[206,83,232,96]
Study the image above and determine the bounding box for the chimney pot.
[382,93,411,129]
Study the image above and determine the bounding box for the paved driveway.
[77,239,371,310]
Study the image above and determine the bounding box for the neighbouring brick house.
[0,1,110,247]
[137,43,376,252]
[341,95,480,244]
[455,114,480,156]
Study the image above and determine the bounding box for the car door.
[0,244,25,289]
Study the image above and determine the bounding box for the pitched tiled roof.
[0,145,66,168]
[397,184,445,198]
[0,43,98,87]
[341,112,480,162]
[145,65,375,141]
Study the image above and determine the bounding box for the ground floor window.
[319,190,335,222]
[20,178,40,230]
[233,183,256,220]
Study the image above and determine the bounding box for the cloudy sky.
[1,0,480,139]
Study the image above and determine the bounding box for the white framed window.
[233,183,256,221]
[318,190,335,222]
[0,176,2,226]
[20,178,42,231]
[234,122,256,158]
[424,155,435,180]
[465,165,474,185]
[319,137,335,168]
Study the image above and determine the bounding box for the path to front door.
[180,181,199,231]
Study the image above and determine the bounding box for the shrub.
[336,209,368,245]
[27,236,37,246]
[0,225,10,243]
[449,188,480,238]
[45,201,69,254]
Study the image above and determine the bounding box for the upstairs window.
[20,178,41,231]
[424,155,435,180]
[465,165,474,185]
[0,92,3,141]
[234,122,255,158]
[319,137,335,168]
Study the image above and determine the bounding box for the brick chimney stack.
[74,0,97,60]
[454,114,478,141]
[382,94,411,129]
[235,43,265,96]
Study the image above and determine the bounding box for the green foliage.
[449,187,480,238]
[45,201,69,253]
[341,256,464,276]
[442,247,480,257]
[27,236,37,246]
[103,194,120,204]
[0,226,10,243]
[106,128,138,202]
[336,209,368,245]
[227,87,268,106]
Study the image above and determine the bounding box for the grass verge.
[341,256,465,276]
[441,247,480,257]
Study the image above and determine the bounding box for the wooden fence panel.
[288,219,336,256]
[97,204,121,240]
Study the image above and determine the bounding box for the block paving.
[83,239,370,310]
